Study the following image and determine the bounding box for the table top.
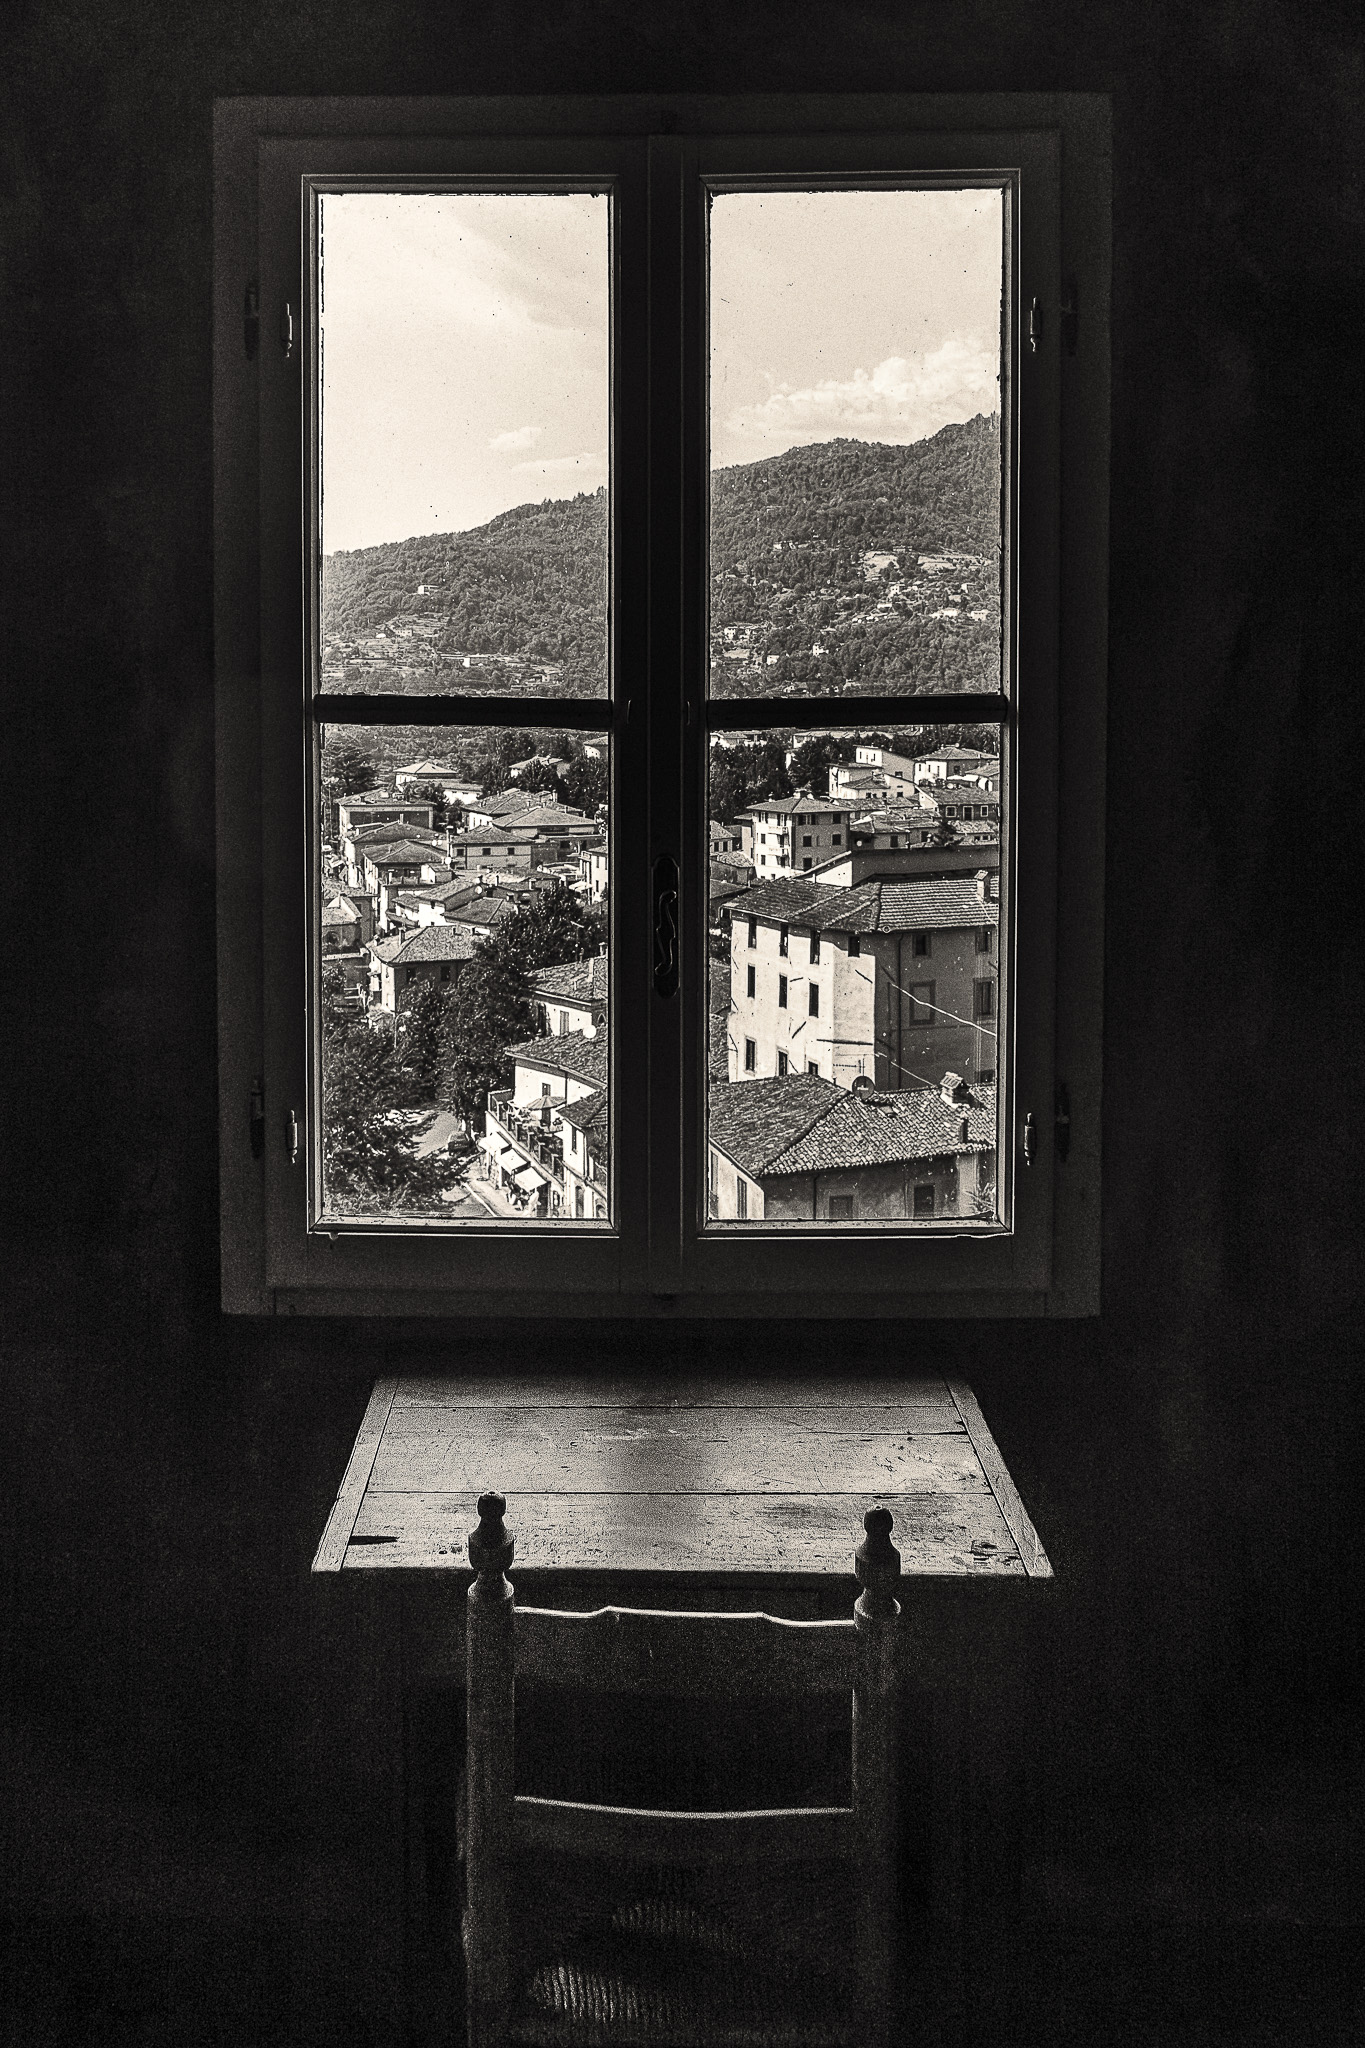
[312,1376,1051,1582]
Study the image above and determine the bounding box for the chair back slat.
[514,1792,854,1867]
[515,1604,856,1697]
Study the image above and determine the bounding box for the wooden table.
[312,1375,1051,1584]
[312,1376,1051,2048]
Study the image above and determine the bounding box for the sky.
[320,186,1002,553]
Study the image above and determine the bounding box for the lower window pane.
[317,722,610,1223]
[706,722,1002,1227]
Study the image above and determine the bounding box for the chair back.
[463,1492,901,2048]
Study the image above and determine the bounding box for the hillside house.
[447,828,544,871]
[738,792,851,876]
[366,924,479,1012]
[707,1070,996,1222]
[480,1031,609,1218]
[578,842,609,903]
[725,868,1000,1089]
[913,744,997,784]
[531,952,609,1039]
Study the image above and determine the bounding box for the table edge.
[946,1380,1053,1578]
[313,1377,399,1572]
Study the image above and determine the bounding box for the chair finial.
[855,1504,901,1614]
[469,1491,514,1578]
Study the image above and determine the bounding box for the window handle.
[653,854,679,1000]
[287,1108,300,1166]
[1022,1110,1036,1167]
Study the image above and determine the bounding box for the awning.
[477,1133,500,1156]
[513,1165,548,1193]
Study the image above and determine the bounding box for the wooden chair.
[462,1492,902,2048]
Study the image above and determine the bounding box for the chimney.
[939,1071,968,1105]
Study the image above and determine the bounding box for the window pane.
[706,722,1002,1227]
[318,192,610,699]
[318,722,610,1223]
[709,188,1003,701]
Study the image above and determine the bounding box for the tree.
[929,806,962,848]
[438,951,535,1123]
[322,738,378,799]
[320,999,452,1213]
[394,973,451,1103]
[489,882,605,974]
[562,754,608,814]
[517,757,568,802]
[403,779,452,826]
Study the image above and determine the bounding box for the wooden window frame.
[214,92,1109,1319]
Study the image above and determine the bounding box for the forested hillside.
[319,413,1001,699]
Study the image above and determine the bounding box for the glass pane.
[706,723,1002,1227]
[709,188,1004,700]
[318,722,610,1224]
[318,192,609,698]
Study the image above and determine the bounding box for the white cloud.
[489,425,544,451]
[723,339,998,453]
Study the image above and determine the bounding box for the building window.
[778,924,789,958]
[974,979,995,1020]
[978,1152,992,1190]
[913,932,931,957]
[828,1193,855,1220]
[575,1185,585,1217]
[831,835,842,846]
[913,1184,936,1219]
[976,926,993,954]
[778,975,788,1008]
[744,1039,756,1073]
[847,934,861,958]
[218,95,1108,1316]
[807,1060,820,1077]
[808,984,820,1018]
[809,931,820,965]
[736,1178,748,1220]
[746,964,755,999]
[908,982,934,1026]
[802,835,812,847]
[777,1050,788,1076]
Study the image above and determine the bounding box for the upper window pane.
[708,188,1004,701]
[317,191,610,698]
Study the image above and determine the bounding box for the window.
[809,931,820,965]
[802,835,812,848]
[828,1194,855,1220]
[913,932,931,958]
[974,979,995,1021]
[913,1184,936,1219]
[778,976,788,1009]
[777,1051,788,1076]
[736,1178,749,1220]
[745,964,755,999]
[216,94,1108,1316]
[976,926,993,954]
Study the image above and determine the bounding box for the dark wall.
[2,4,1360,2043]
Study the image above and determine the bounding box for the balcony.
[485,1092,565,1186]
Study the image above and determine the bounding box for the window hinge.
[1054,1081,1072,1163]
[243,280,259,360]
[1022,1110,1037,1167]
[280,300,296,363]
[1028,297,1044,354]
[249,1077,265,1159]
[1060,275,1078,357]
[287,1108,300,1165]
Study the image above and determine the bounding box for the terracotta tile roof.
[507,1031,609,1090]
[444,895,516,929]
[557,1085,609,1137]
[390,926,480,964]
[532,953,610,1004]
[739,792,849,818]
[363,839,449,867]
[725,873,998,935]
[765,1084,997,1175]
[706,1073,842,1177]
